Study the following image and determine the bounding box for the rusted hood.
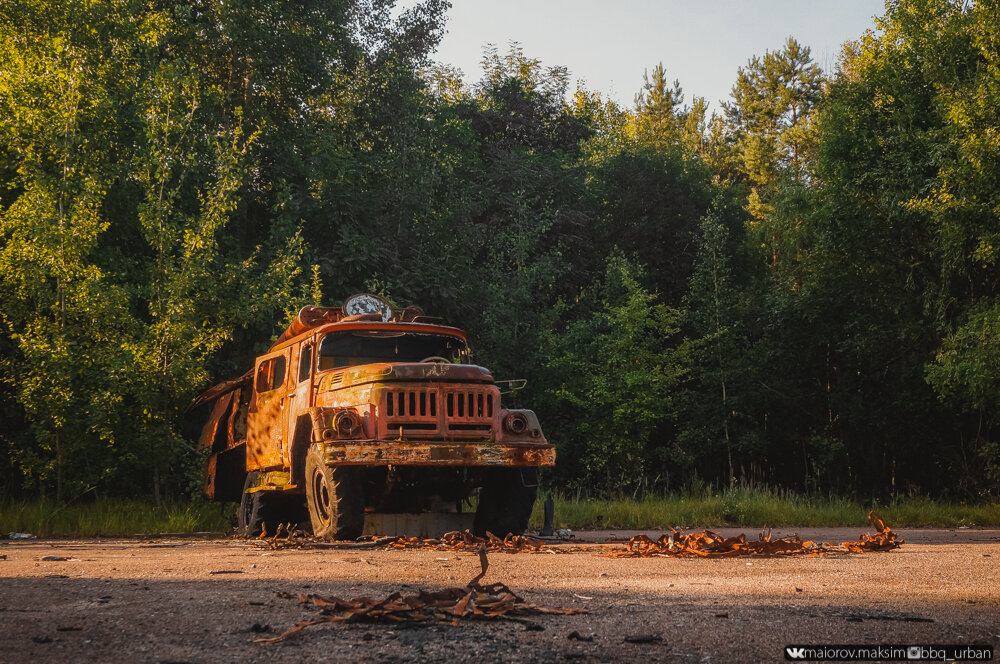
[318,363,493,391]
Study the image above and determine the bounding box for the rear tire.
[305,445,364,540]
[237,472,276,537]
[473,468,537,537]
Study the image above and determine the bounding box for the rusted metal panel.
[203,453,218,500]
[247,347,292,471]
[322,440,555,467]
[245,470,294,493]
[197,390,235,450]
[189,369,251,410]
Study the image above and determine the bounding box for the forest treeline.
[2,0,998,502]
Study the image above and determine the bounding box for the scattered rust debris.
[387,530,565,554]
[841,512,903,552]
[256,549,587,644]
[252,513,902,559]
[608,512,902,558]
[252,526,571,554]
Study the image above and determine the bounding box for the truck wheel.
[305,445,364,540]
[473,468,537,537]
[237,472,278,538]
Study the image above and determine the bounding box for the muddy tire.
[473,468,537,537]
[305,445,364,540]
[237,472,278,537]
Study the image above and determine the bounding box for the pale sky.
[425,0,885,111]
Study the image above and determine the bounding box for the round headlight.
[332,410,362,438]
[503,412,528,435]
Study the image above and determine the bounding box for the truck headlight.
[329,410,362,438]
[503,412,528,435]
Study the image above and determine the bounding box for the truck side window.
[298,345,313,382]
[255,356,286,393]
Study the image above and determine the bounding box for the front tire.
[473,468,537,537]
[305,445,364,540]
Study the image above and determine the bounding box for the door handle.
[287,392,296,398]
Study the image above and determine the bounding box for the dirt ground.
[1,527,998,663]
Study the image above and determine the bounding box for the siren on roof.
[343,293,394,322]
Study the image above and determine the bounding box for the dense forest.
[2,0,998,503]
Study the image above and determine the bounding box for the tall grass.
[3,489,997,537]
[0,498,233,537]
[528,487,1000,530]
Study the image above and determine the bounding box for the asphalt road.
[1,528,998,663]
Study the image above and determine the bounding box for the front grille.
[385,390,437,418]
[446,391,494,419]
[381,386,497,439]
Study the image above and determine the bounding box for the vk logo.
[786,647,807,659]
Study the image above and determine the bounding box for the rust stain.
[322,441,554,467]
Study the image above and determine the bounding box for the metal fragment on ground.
[257,549,587,644]
[608,511,903,558]
[253,528,571,553]
[387,530,566,554]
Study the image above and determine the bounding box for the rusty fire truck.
[192,294,554,539]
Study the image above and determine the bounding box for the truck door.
[247,347,291,470]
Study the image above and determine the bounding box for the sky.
[423,0,886,111]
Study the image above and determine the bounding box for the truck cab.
[194,294,554,539]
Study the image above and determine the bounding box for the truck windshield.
[318,331,469,370]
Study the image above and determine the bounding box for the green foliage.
[0,497,232,537]
[0,0,445,500]
[3,0,1000,506]
[542,255,684,494]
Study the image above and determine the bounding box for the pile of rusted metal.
[387,529,564,554]
[608,511,902,558]
[252,527,568,553]
[257,549,585,644]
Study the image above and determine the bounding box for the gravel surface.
[1,528,998,663]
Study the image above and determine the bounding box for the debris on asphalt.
[253,527,570,554]
[251,525,397,551]
[624,634,663,644]
[567,630,594,642]
[842,513,903,552]
[257,548,588,644]
[387,530,564,554]
[8,533,37,540]
[608,512,902,558]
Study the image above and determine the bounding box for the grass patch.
[4,489,998,537]
[0,498,233,538]
[528,488,1000,530]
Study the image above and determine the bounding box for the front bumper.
[322,440,555,467]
